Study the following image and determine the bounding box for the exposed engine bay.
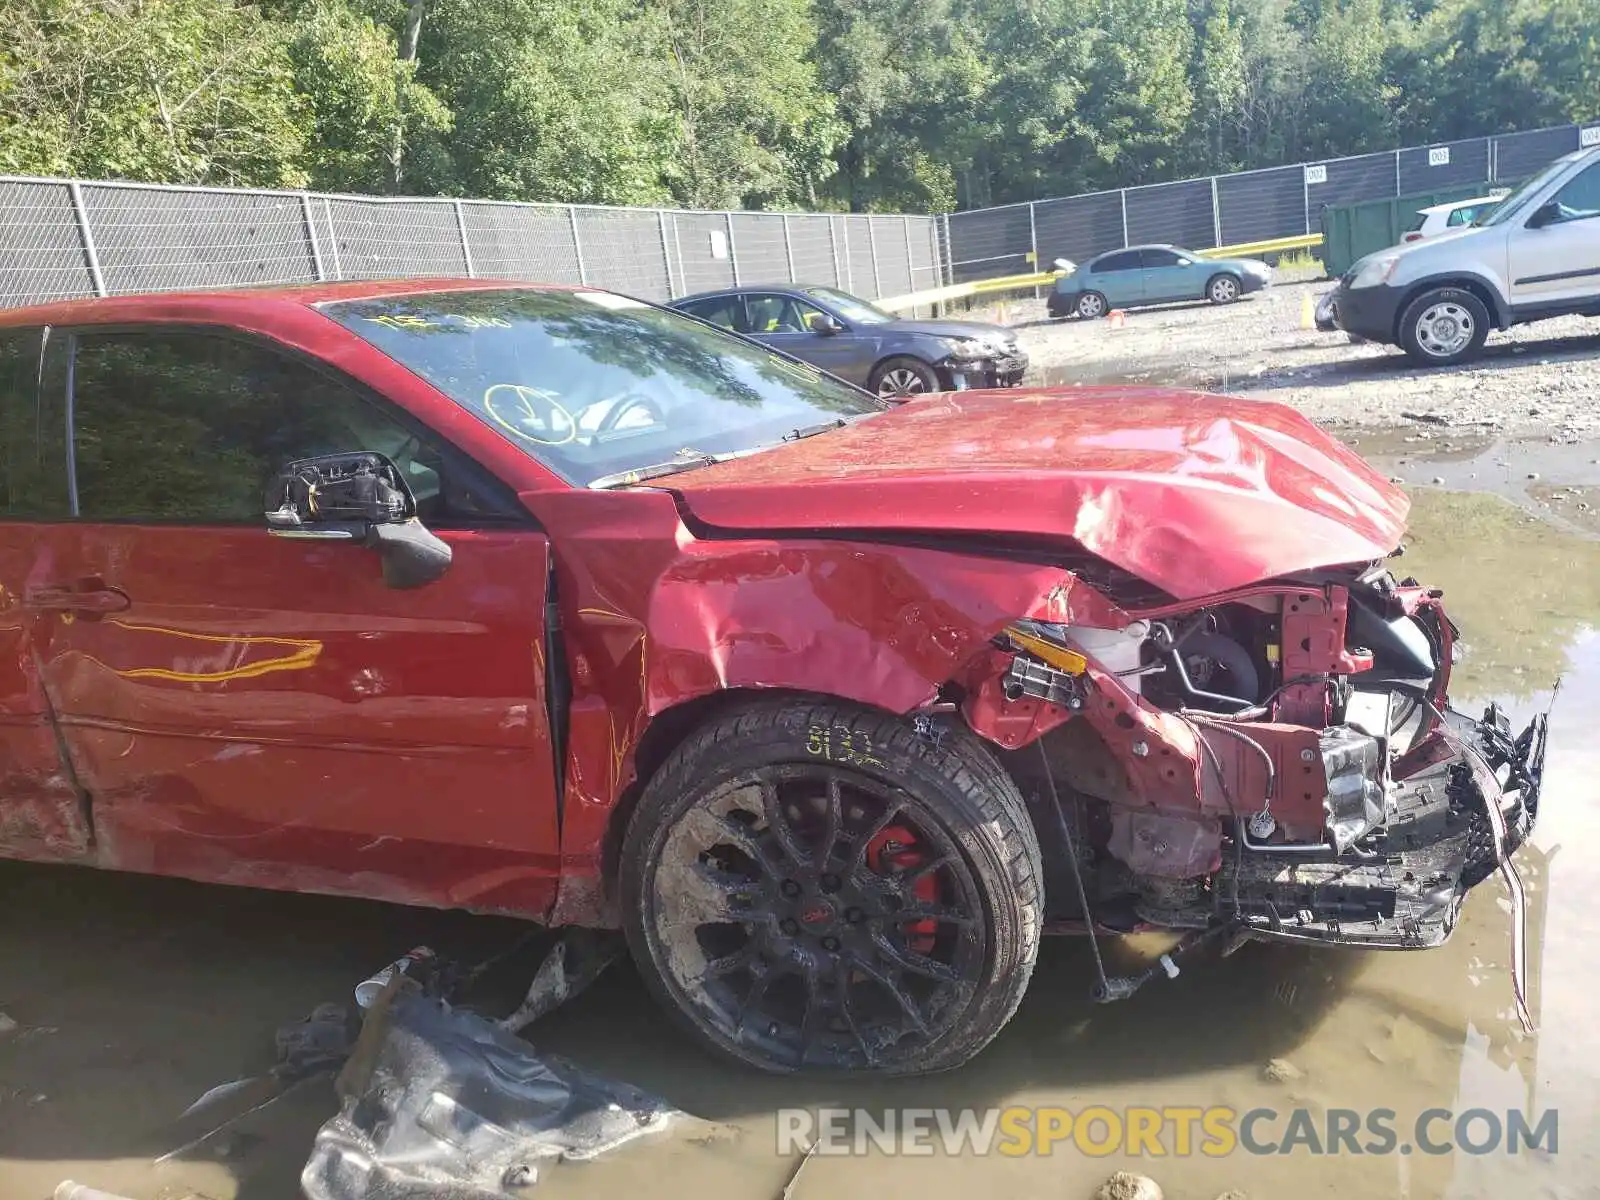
[956,555,1548,1027]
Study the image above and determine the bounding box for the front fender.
[525,486,1120,920]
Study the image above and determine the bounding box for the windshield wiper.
[783,418,848,441]
[588,448,721,490]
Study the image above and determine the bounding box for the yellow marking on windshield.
[483,383,577,447]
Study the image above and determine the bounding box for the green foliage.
[0,0,1594,208]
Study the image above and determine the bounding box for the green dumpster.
[1318,183,1501,279]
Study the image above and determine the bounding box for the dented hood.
[666,387,1408,601]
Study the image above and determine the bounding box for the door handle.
[26,582,131,615]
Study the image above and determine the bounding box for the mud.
[998,278,1600,441]
[4,445,1600,1200]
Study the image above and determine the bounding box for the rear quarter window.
[0,328,69,518]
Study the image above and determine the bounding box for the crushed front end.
[958,558,1548,1024]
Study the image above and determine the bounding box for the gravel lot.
[982,277,1600,441]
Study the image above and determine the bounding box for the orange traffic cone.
[1108,309,1126,328]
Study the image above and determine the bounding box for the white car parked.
[1400,193,1508,243]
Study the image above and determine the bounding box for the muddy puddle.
[4,480,1599,1200]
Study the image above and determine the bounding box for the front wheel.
[1206,273,1241,305]
[869,356,940,399]
[1076,290,1108,319]
[619,699,1043,1075]
[1398,287,1490,366]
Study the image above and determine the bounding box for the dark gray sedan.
[669,284,1028,398]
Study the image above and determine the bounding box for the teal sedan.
[1047,244,1273,319]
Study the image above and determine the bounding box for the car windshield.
[1475,156,1577,226]
[323,289,887,487]
[801,286,896,324]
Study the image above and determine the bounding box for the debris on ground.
[1212,1191,1249,1200]
[498,928,624,1034]
[1093,1171,1164,1200]
[301,987,676,1199]
[1263,1058,1304,1083]
[0,1011,17,1037]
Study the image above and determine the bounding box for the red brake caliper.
[865,824,940,955]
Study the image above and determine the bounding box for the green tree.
[0,0,308,185]
[662,0,842,208]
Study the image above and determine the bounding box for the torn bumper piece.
[301,990,676,1200]
[1223,703,1547,953]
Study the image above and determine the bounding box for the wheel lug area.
[779,917,800,936]
[779,879,802,899]
[844,906,865,925]
[821,936,840,953]
[819,873,841,893]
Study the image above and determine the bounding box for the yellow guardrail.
[1196,232,1324,258]
[876,232,1326,313]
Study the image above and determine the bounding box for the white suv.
[1333,146,1600,365]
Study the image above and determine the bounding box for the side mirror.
[265,452,452,590]
[809,313,844,335]
[1526,201,1561,229]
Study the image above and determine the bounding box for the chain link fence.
[0,178,947,311]
[946,119,1600,282]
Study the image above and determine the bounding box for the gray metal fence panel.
[1312,151,1400,211]
[460,201,580,283]
[728,213,789,287]
[870,216,913,297]
[1032,192,1124,264]
[325,198,469,280]
[1493,126,1580,182]
[1218,167,1305,244]
[909,217,942,291]
[673,211,736,294]
[1125,179,1214,249]
[574,207,669,300]
[947,204,1032,282]
[1399,138,1491,194]
[0,180,95,306]
[844,215,877,296]
[785,214,838,286]
[82,183,316,294]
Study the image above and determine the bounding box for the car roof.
[670,284,834,304]
[1418,196,1500,214]
[0,277,576,328]
[1091,244,1181,259]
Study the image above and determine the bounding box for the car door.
[29,326,562,915]
[743,293,872,384]
[1138,248,1195,303]
[0,325,92,862]
[1088,250,1145,307]
[1507,161,1600,309]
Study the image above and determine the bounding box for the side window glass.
[1093,251,1139,273]
[1447,207,1475,227]
[747,294,805,333]
[787,298,828,331]
[1141,249,1181,268]
[685,298,745,331]
[1551,164,1600,223]
[0,328,69,519]
[69,331,518,525]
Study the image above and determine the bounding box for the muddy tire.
[1398,287,1490,366]
[619,698,1042,1075]
[868,356,940,398]
[1076,291,1108,319]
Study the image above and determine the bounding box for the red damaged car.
[0,281,1546,1075]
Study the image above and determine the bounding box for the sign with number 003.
[1582,126,1600,149]
[1428,146,1451,167]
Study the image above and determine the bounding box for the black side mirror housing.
[265,452,452,589]
[809,313,844,335]
[1526,200,1561,229]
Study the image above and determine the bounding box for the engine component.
[1320,725,1386,852]
[1107,809,1222,878]
[1004,655,1086,709]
